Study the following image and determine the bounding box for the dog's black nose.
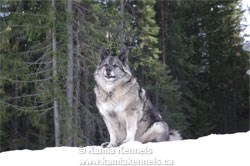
[106,67,111,75]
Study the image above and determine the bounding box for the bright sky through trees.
[242,0,250,41]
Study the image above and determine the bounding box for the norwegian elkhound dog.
[94,48,181,148]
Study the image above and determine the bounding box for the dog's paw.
[122,139,132,144]
[101,142,117,148]
[101,142,109,148]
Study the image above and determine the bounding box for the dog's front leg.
[123,111,138,144]
[102,118,117,148]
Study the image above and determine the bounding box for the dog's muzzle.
[105,68,116,79]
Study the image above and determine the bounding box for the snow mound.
[0,132,249,166]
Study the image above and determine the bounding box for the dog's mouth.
[105,75,116,79]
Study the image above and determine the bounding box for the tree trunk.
[160,0,166,65]
[12,81,19,149]
[39,116,47,147]
[83,59,89,108]
[24,116,29,148]
[66,0,73,146]
[52,0,60,147]
[74,20,81,147]
[119,0,125,52]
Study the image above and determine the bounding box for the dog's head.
[94,48,132,87]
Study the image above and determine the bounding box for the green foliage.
[126,0,188,133]
[155,0,249,138]
[0,0,248,151]
[0,0,54,150]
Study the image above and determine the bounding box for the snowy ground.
[0,131,249,166]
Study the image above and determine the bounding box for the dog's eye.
[104,64,108,67]
[113,64,118,68]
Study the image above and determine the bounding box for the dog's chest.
[95,83,136,121]
[98,98,127,114]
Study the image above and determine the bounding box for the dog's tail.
[169,130,182,141]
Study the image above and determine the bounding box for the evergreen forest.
[0,0,249,151]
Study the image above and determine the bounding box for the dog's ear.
[118,49,128,64]
[99,48,109,61]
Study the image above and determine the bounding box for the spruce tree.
[155,0,249,137]
[128,0,187,132]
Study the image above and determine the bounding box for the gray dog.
[94,48,181,148]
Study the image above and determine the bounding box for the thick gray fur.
[94,48,182,148]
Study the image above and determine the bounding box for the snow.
[0,132,249,166]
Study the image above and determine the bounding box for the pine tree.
[156,0,249,138]
[128,0,187,132]
[0,0,55,150]
[0,0,107,150]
